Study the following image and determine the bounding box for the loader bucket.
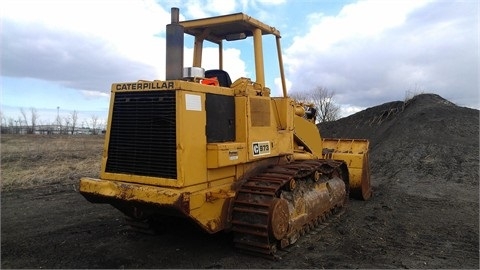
[322,138,372,200]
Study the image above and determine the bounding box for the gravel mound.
[320,93,479,196]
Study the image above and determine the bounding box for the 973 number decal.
[252,141,270,156]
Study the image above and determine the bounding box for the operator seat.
[205,69,232,87]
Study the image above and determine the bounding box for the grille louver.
[105,91,177,179]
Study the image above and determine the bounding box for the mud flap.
[322,138,372,200]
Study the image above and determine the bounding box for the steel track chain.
[231,159,347,259]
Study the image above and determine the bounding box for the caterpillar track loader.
[79,8,372,258]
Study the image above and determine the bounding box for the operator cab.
[174,9,287,96]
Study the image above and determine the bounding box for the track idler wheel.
[269,198,289,240]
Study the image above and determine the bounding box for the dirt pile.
[316,93,479,268]
[321,93,479,190]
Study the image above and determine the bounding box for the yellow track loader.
[79,8,372,258]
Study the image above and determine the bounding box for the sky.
[1,0,478,127]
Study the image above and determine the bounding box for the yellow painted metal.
[207,143,247,168]
[207,166,236,183]
[276,36,287,97]
[180,13,281,43]
[79,177,236,233]
[80,177,183,205]
[190,183,234,232]
[233,95,295,161]
[322,138,372,200]
[292,151,317,160]
[246,96,294,160]
[193,36,203,66]
[272,97,294,131]
[234,96,248,142]
[230,77,270,97]
[176,91,207,186]
[293,115,323,158]
[253,28,265,87]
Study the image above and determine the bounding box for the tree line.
[0,108,104,135]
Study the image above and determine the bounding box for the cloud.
[1,0,171,94]
[284,0,479,111]
[2,0,168,36]
[80,90,110,99]
[1,0,251,96]
[2,20,159,92]
[184,0,237,18]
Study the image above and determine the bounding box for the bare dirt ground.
[1,94,479,269]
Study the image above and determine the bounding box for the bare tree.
[54,106,61,134]
[7,117,14,134]
[289,86,340,123]
[90,115,99,135]
[20,108,30,133]
[70,110,78,135]
[16,116,23,134]
[311,87,340,122]
[63,115,71,135]
[0,111,5,129]
[5,117,15,134]
[30,107,39,134]
[0,110,8,134]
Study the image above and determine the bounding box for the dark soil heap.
[317,93,479,268]
[320,93,479,187]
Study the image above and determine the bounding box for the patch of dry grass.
[1,134,104,190]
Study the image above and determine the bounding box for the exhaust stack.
[166,7,184,80]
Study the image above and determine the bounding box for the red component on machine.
[201,77,219,86]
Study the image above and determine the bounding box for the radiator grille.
[105,91,177,179]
